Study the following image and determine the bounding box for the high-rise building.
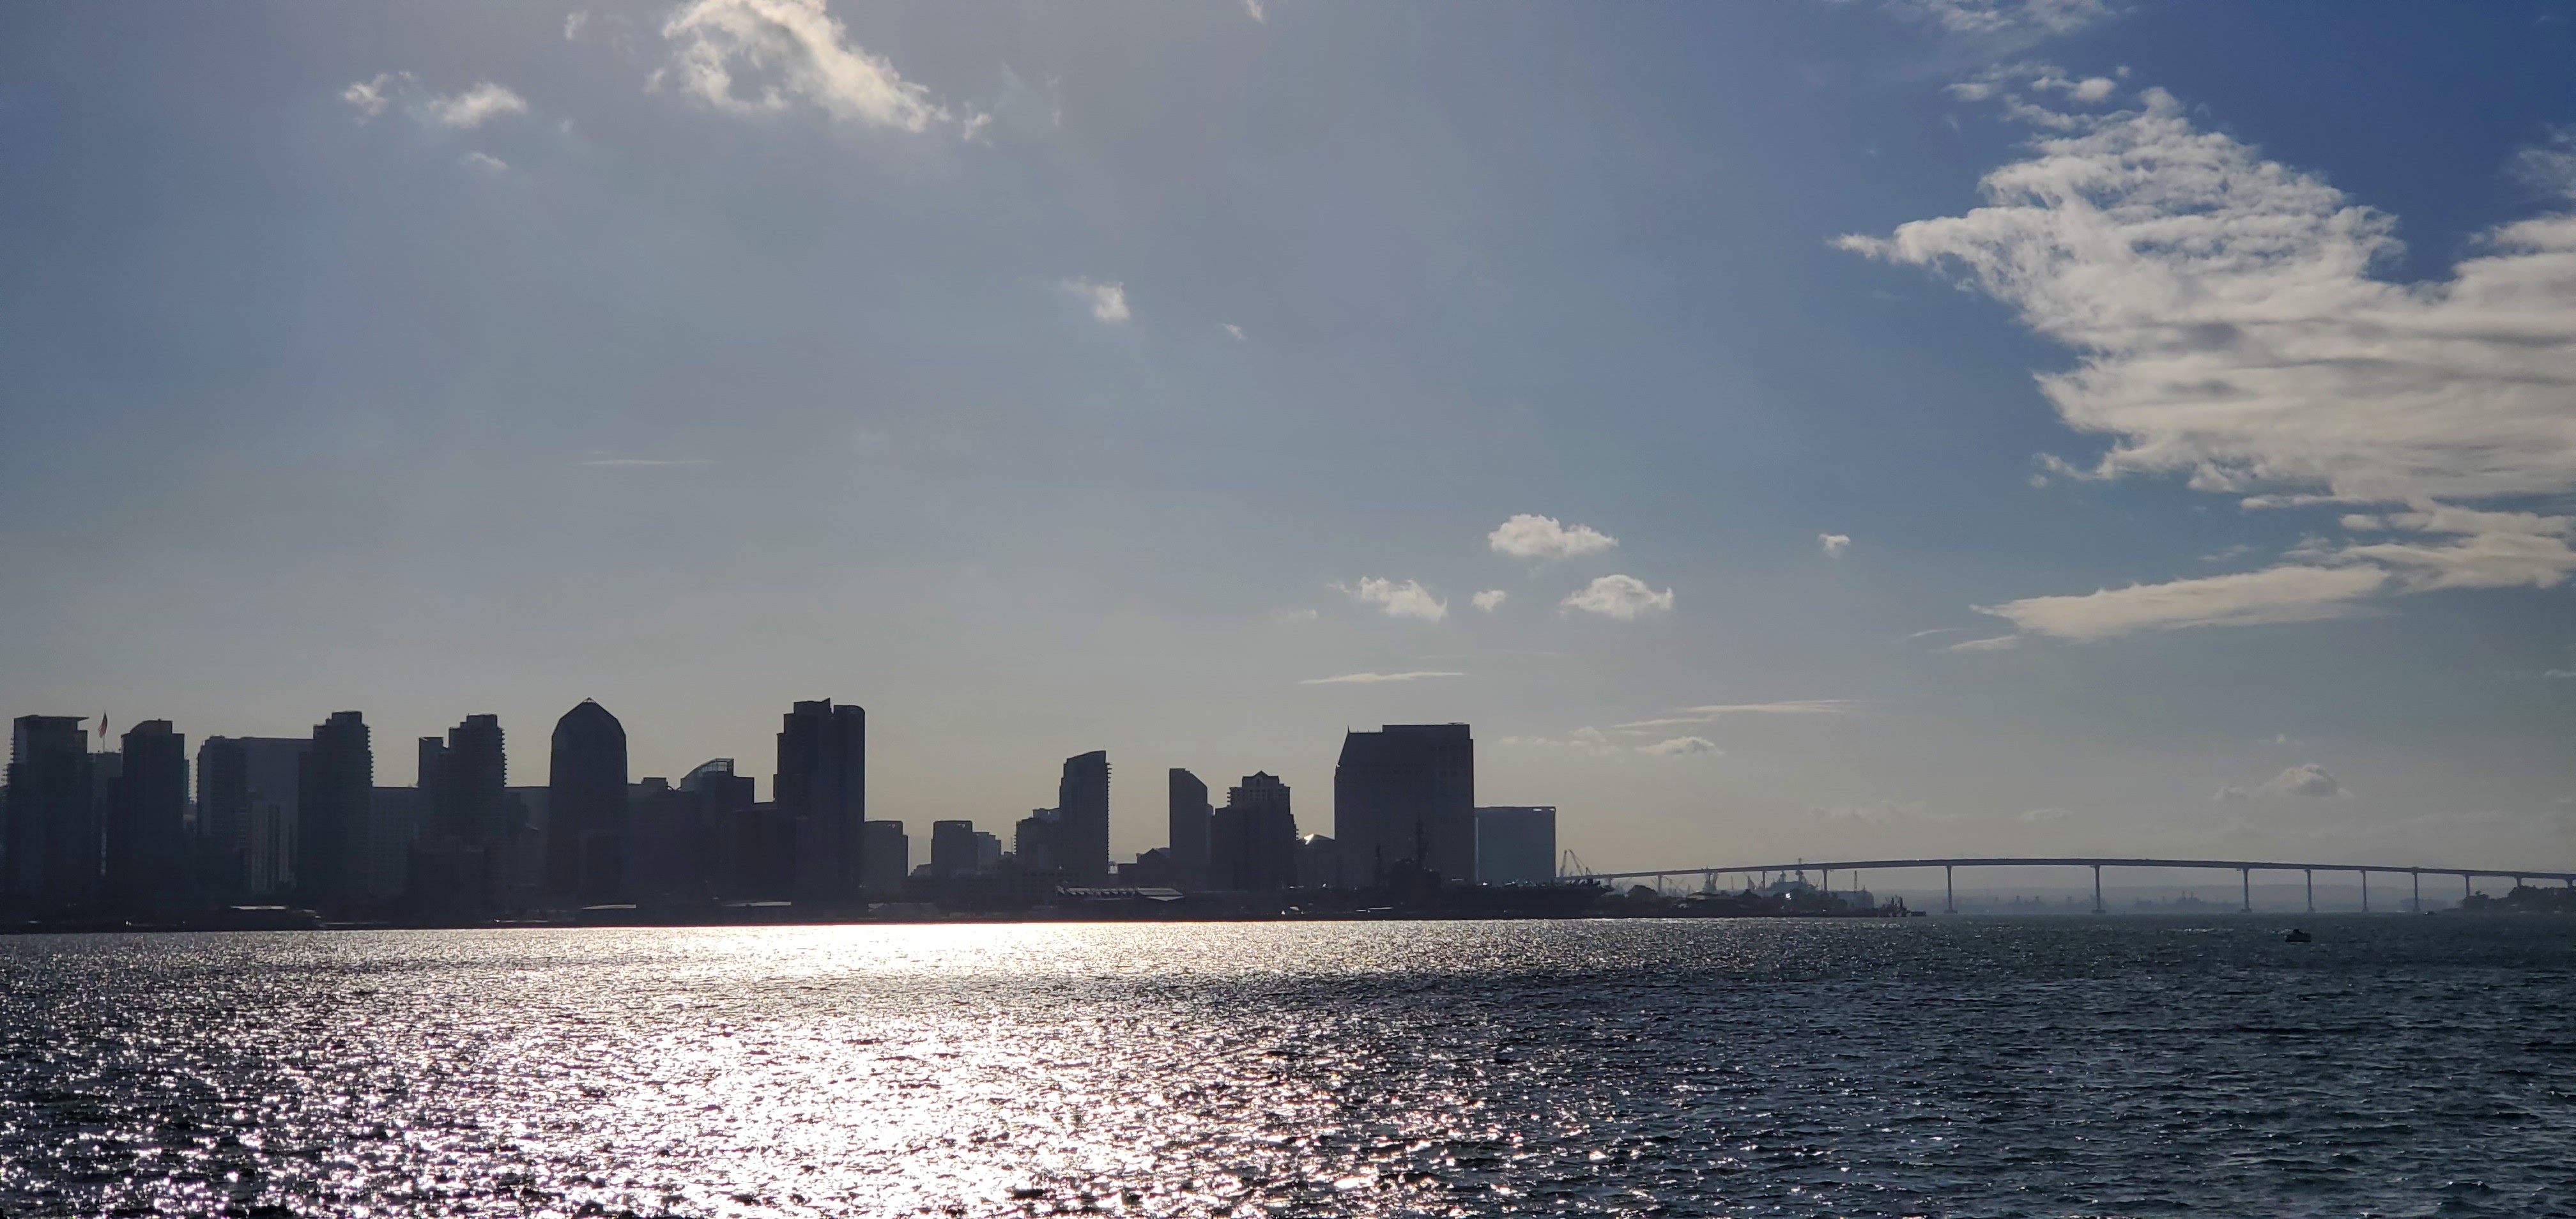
[775,700,865,905]
[1473,806,1556,885]
[5,716,95,909]
[546,700,628,900]
[1167,768,1211,888]
[972,831,1003,873]
[299,711,374,908]
[1056,751,1110,884]
[860,820,908,894]
[1211,772,1297,892]
[198,736,309,898]
[1013,808,1060,873]
[443,715,508,845]
[104,721,187,916]
[929,819,977,877]
[1331,723,1475,888]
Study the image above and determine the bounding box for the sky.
[4,0,2573,875]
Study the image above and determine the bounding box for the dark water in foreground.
[3,917,2573,1218]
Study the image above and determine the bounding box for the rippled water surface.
[4,917,2573,1217]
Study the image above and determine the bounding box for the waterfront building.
[860,820,908,894]
[300,711,374,908]
[973,831,1002,873]
[775,700,865,904]
[1211,772,1296,892]
[930,819,977,877]
[1331,723,1475,888]
[1295,833,1338,890]
[1473,806,1556,885]
[1057,751,1110,883]
[1014,808,1060,874]
[197,736,310,898]
[1167,768,1211,887]
[546,700,627,900]
[104,720,187,916]
[4,716,94,909]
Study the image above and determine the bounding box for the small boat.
[2284,928,2312,943]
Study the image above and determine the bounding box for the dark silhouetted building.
[628,777,713,903]
[196,736,309,899]
[1013,808,1060,874]
[299,711,374,908]
[930,819,977,877]
[1296,833,1338,889]
[776,700,865,905]
[861,820,908,894]
[6,716,95,910]
[1474,806,1556,885]
[546,700,628,901]
[974,831,1002,872]
[1168,768,1211,888]
[1211,772,1296,892]
[104,720,187,916]
[1332,723,1475,888]
[1057,751,1110,883]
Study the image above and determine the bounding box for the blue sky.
[4,0,2572,872]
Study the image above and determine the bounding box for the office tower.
[198,736,310,898]
[417,737,452,831]
[1473,806,1556,885]
[929,819,977,877]
[973,831,1002,873]
[365,786,423,901]
[1013,808,1060,874]
[626,777,710,903]
[684,759,774,899]
[299,711,374,907]
[1331,723,1475,888]
[1168,769,1211,888]
[546,700,628,900]
[775,700,865,904]
[5,716,95,908]
[1211,772,1297,892]
[1056,751,1110,884]
[104,721,187,916]
[438,715,508,846]
[1295,833,1339,890]
[860,820,908,894]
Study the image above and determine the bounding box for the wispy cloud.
[1636,735,1722,757]
[2217,762,2349,801]
[1818,532,1852,557]
[1843,72,2576,641]
[1061,278,1130,323]
[458,151,509,175]
[1471,589,1506,612]
[1611,700,1860,732]
[1561,574,1673,620]
[1241,0,1267,23]
[1219,322,1246,341]
[1947,634,2021,652]
[1298,670,1462,686]
[1489,514,1618,561]
[657,0,976,134]
[420,82,529,130]
[1333,578,1447,622]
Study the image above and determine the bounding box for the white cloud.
[2221,763,2348,801]
[1818,532,1851,557]
[2543,668,2576,680]
[1637,736,1722,757]
[1334,578,1448,622]
[1298,670,1463,686]
[1062,279,1130,323]
[1886,0,2114,40]
[1241,0,1266,23]
[342,72,406,119]
[1976,565,2389,642]
[420,82,530,130]
[1471,589,1507,612]
[659,0,968,134]
[458,151,509,175]
[1841,77,2576,640]
[2513,125,2576,199]
[1613,700,1862,732]
[565,10,589,40]
[1487,514,1618,561]
[2069,75,2115,102]
[1947,634,2021,652]
[1220,323,1246,341]
[1561,574,1673,620]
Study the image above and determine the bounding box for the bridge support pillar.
[2465,873,2474,903]
[1944,865,1955,915]
[2092,864,2104,914]
[2241,868,2251,914]
[2360,870,2368,914]
[2413,870,2420,912]
[2305,869,2313,914]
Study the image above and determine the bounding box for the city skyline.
[1,3,2570,876]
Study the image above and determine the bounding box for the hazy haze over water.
[4,918,2572,1216]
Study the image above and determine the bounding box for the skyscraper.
[422,714,509,847]
[1211,772,1296,892]
[1014,808,1060,873]
[546,700,628,900]
[1168,768,1211,888]
[5,716,94,909]
[775,700,865,905]
[929,819,977,877]
[1331,723,1475,888]
[1057,751,1110,884]
[859,820,908,894]
[104,720,187,916]
[299,711,373,908]
[197,736,309,899]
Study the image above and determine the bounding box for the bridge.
[1561,855,2576,914]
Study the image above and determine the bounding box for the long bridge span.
[1561,856,2576,914]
